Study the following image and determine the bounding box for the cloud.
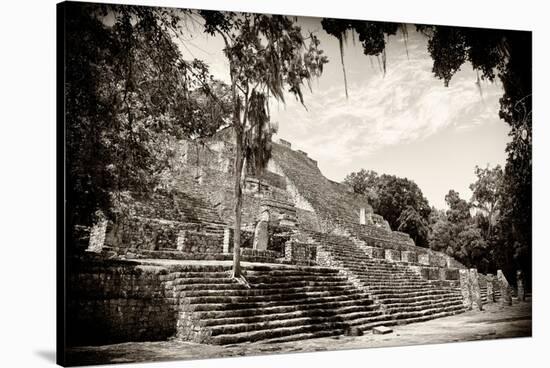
[272,39,503,168]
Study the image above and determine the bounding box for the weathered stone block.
[497,270,513,306]
[372,247,385,259]
[401,251,418,263]
[284,241,317,265]
[385,249,401,262]
[442,268,460,281]
[516,270,525,302]
[469,269,482,311]
[372,326,393,334]
[459,269,472,309]
[252,221,269,251]
[418,253,430,265]
[222,228,231,253]
[417,267,430,279]
[486,274,495,303]
[428,268,442,280]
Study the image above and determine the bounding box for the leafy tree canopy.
[344,169,431,245]
[65,3,231,235]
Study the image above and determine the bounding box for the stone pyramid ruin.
[68,128,504,346]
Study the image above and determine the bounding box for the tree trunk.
[487,206,494,240]
[232,128,244,277]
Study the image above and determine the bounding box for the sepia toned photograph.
[57,1,532,366]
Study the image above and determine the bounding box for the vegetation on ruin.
[345,163,527,284]
[64,3,232,247]
[344,170,431,247]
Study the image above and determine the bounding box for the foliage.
[376,174,431,233]
[397,206,430,247]
[64,3,230,241]
[344,169,431,246]
[444,190,471,223]
[343,169,380,209]
[469,165,504,237]
[428,190,492,272]
[198,11,328,276]
[321,19,405,96]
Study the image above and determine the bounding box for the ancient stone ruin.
[68,129,512,346]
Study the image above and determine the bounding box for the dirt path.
[66,301,531,366]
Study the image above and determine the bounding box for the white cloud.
[272,42,503,167]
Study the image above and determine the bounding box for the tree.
[343,169,380,209]
[64,3,230,247]
[397,206,430,247]
[456,224,490,272]
[469,165,503,238]
[429,189,493,273]
[429,216,453,254]
[320,19,407,96]
[445,190,471,223]
[344,169,431,246]
[376,174,431,234]
[199,11,328,277]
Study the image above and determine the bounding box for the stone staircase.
[305,231,465,324]
[171,263,386,345]
[480,284,502,304]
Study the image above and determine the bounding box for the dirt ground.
[66,300,531,366]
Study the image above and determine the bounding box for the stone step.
[387,304,465,321]
[183,288,367,305]
[170,271,231,279]
[192,298,376,319]
[172,283,245,291]
[187,292,373,312]
[210,322,344,345]
[367,285,442,293]
[244,265,339,274]
[256,329,343,345]
[199,305,382,328]
[171,277,237,285]
[208,310,386,337]
[373,286,461,295]
[376,293,462,305]
[244,274,348,283]
[361,280,428,286]
[354,273,423,280]
[178,284,358,297]
[385,299,463,314]
[249,280,352,289]
[365,282,431,289]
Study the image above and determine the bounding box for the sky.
[176,15,510,209]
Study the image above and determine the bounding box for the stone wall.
[176,231,223,254]
[105,217,224,253]
[106,217,184,250]
[225,225,292,255]
[284,241,318,265]
[241,248,283,263]
[295,208,322,232]
[66,257,178,346]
